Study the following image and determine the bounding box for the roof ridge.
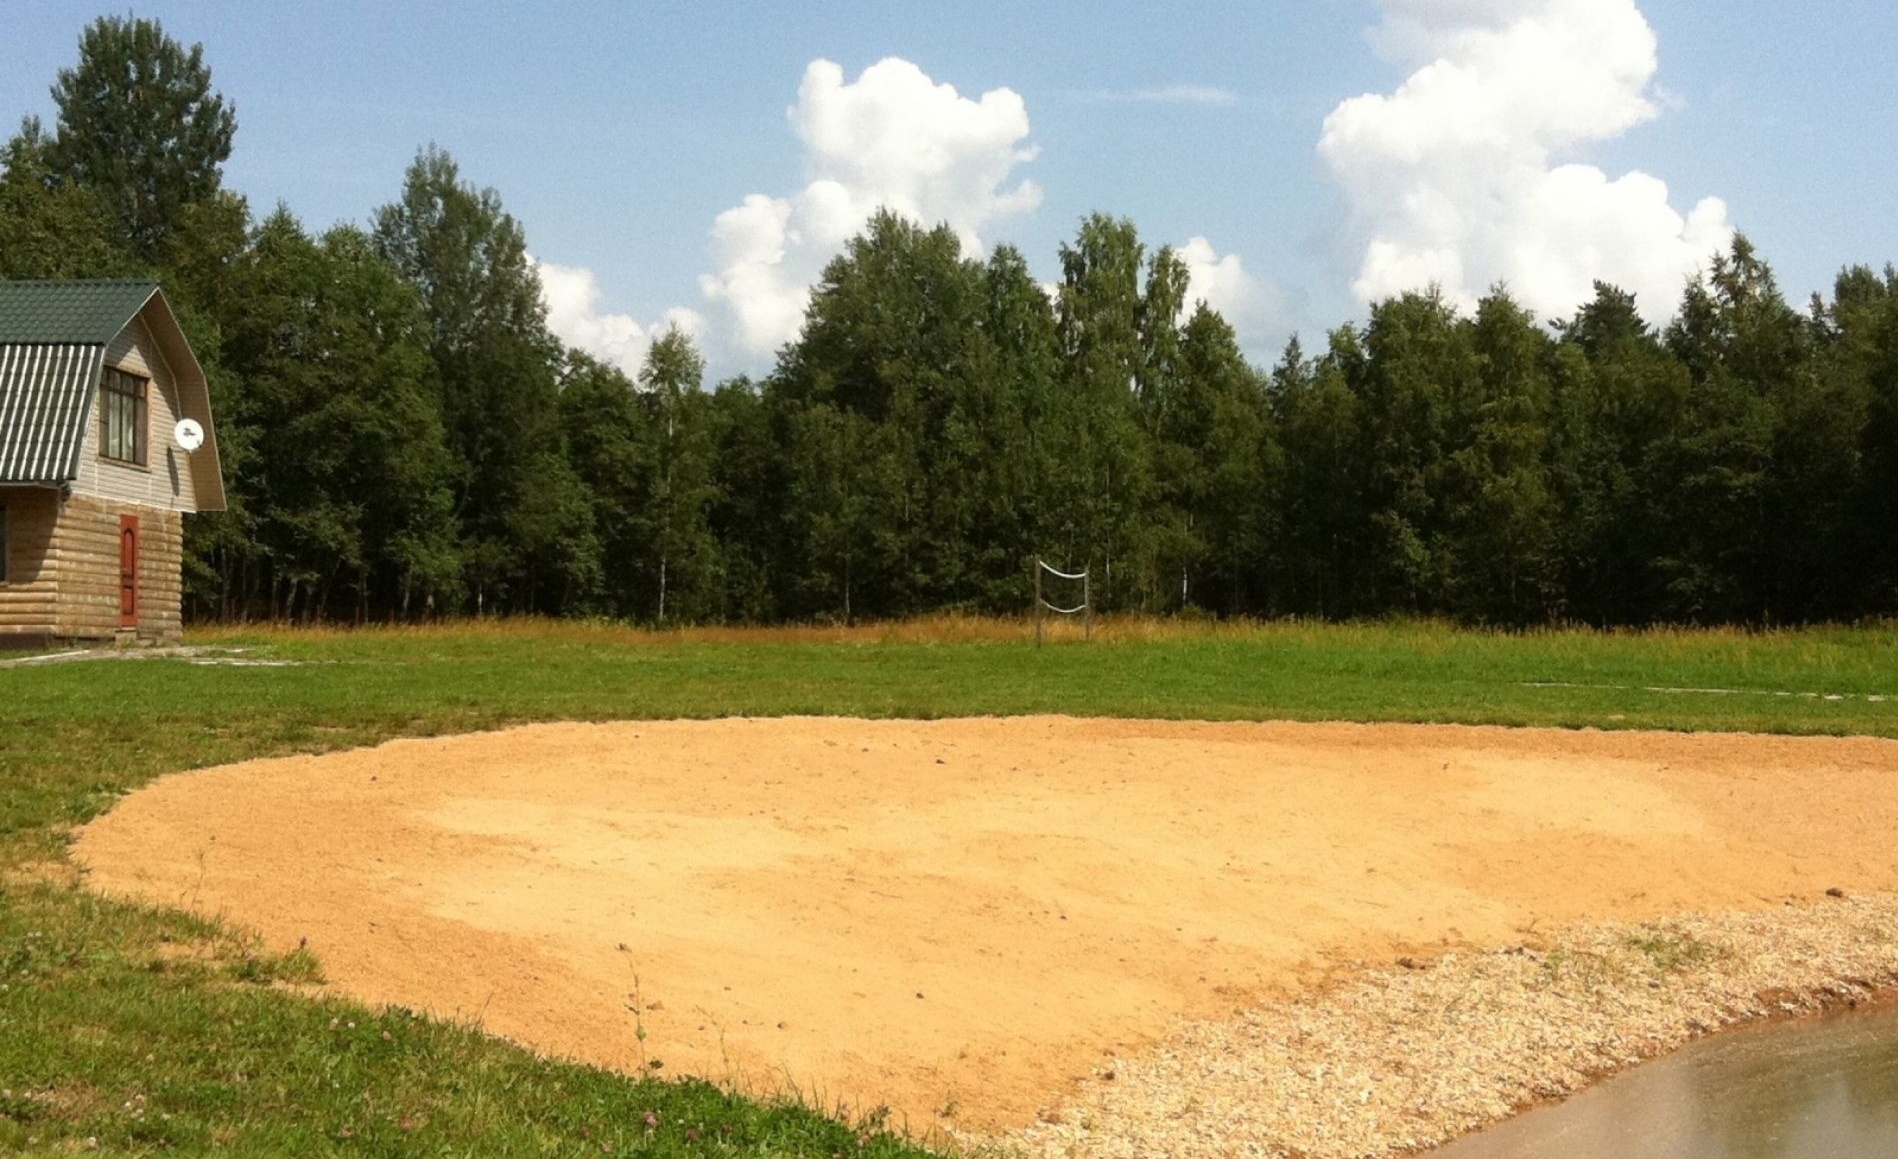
[0,278,159,287]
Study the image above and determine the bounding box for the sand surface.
[73,717,1898,1132]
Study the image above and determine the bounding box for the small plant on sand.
[1539,944,1622,987]
[226,938,326,986]
[1624,924,1721,975]
[624,962,653,1067]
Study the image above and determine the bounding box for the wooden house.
[0,280,224,647]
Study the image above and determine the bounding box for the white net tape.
[1036,559,1089,616]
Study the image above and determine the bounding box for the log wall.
[52,494,183,643]
[0,486,59,647]
[2,311,203,648]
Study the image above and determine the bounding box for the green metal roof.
[0,280,224,507]
[0,280,158,482]
[0,279,158,345]
[0,344,106,481]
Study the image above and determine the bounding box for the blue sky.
[6,1,1894,379]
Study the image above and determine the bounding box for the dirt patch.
[71,717,1898,1133]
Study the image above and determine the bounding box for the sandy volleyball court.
[74,717,1898,1131]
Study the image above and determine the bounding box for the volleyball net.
[1034,557,1091,644]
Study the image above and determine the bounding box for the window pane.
[101,370,149,464]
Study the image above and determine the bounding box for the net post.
[1034,556,1044,648]
[1084,568,1093,641]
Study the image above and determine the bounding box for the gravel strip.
[983,893,1898,1159]
[0,645,309,667]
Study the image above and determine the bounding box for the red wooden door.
[119,515,139,628]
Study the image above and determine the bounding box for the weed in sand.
[1624,925,1724,975]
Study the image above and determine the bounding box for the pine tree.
[46,16,236,260]
[0,118,133,279]
[1656,236,1800,620]
[373,146,592,613]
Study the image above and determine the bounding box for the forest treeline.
[6,17,1897,627]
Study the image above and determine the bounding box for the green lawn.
[4,617,1897,1156]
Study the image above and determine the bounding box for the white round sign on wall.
[174,417,205,453]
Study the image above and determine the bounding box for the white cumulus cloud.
[1178,236,1285,338]
[1320,0,1732,323]
[700,57,1044,358]
[535,257,703,377]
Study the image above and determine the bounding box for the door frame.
[118,513,139,629]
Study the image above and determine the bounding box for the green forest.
[7,17,1897,628]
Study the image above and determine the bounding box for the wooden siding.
[74,316,201,511]
[50,493,183,642]
[0,486,59,644]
